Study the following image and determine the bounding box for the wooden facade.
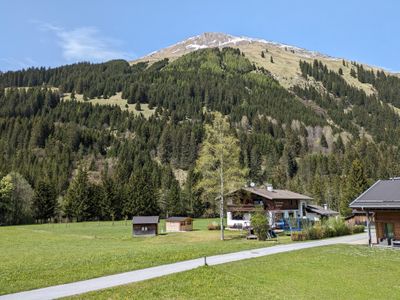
[132,216,159,237]
[132,223,158,236]
[374,211,400,243]
[349,179,400,246]
[166,217,193,232]
[345,212,369,226]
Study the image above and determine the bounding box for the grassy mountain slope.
[132,32,390,96]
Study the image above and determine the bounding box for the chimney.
[266,184,273,192]
[323,204,328,210]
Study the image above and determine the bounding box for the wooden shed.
[132,216,159,237]
[165,217,193,232]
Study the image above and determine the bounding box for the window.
[141,226,148,231]
[232,212,244,220]
[254,200,263,205]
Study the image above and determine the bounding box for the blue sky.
[0,0,399,71]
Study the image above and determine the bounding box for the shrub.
[251,209,269,241]
[291,231,306,241]
[353,225,365,234]
[304,223,324,240]
[207,222,221,230]
[323,226,336,238]
[327,218,351,236]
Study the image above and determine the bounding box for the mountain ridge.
[131,32,391,95]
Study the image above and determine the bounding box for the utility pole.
[366,210,372,247]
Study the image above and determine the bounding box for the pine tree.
[167,179,183,216]
[261,51,265,58]
[195,112,248,240]
[135,101,142,111]
[341,159,369,216]
[32,181,57,223]
[320,134,328,148]
[158,126,172,164]
[338,68,343,75]
[270,56,274,63]
[123,170,159,218]
[63,168,91,221]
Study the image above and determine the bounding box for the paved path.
[0,233,367,300]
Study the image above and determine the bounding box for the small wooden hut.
[165,217,193,232]
[132,216,159,237]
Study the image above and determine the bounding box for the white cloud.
[37,22,133,62]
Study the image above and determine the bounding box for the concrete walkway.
[0,233,367,300]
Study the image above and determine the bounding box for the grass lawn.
[0,219,291,295]
[70,245,400,300]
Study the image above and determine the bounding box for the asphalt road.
[0,233,367,300]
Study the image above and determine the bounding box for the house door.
[384,223,394,245]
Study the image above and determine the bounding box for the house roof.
[306,204,339,216]
[166,217,192,222]
[350,179,400,209]
[132,216,159,224]
[239,187,313,200]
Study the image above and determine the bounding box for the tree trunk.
[219,165,224,241]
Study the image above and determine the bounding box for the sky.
[0,0,399,72]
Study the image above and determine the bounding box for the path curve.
[0,233,367,300]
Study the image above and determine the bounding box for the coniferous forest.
[1,47,400,225]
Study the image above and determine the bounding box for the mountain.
[133,32,385,94]
[1,32,400,224]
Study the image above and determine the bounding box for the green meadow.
[0,219,291,295]
[72,245,400,300]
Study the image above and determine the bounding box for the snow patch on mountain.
[141,32,335,61]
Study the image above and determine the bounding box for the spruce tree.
[341,159,369,216]
[135,101,142,111]
[63,168,91,221]
[320,134,328,148]
[167,179,183,216]
[32,181,57,223]
[123,170,159,218]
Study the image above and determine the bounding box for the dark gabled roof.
[233,187,312,200]
[166,217,192,222]
[132,216,159,224]
[306,204,339,216]
[350,179,400,209]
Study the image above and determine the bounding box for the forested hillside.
[1,47,400,225]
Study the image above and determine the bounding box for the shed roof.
[349,179,400,209]
[238,187,312,200]
[132,216,159,224]
[166,217,192,222]
[306,204,339,216]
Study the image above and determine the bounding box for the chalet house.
[132,216,159,237]
[306,204,339,220]
[345,210,370,226]
[350,179,400,246]
[226,185,335,228]
[165,217,193,232]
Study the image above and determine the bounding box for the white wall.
[227,212,251,227]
